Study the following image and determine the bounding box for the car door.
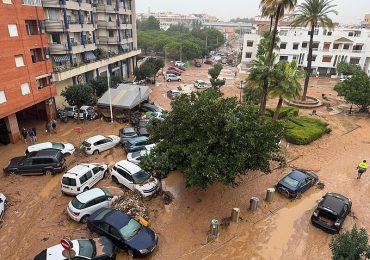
[19,158,33,175]
[96,222,111,236]
[109,225,127,250]
[94,139,106,152]
[116,168,134,190]
[92,166,104,184]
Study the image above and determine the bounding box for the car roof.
[27,142,53,151]
[85,135,105,143]
[196,80,205,83]
[103,209,131,228]
[80,106,91,110]
[76,188,106,203]
[28,150,61,158]
[129,136,148,142]
[116,160,142,174]
[122,127,135,133]
[65,163,98,177]
[288,170,308,182]
[320,193,349,214]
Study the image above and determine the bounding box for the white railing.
[22,0,42,6]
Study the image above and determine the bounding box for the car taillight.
[77,187,80,191]
[334,220,341,226]
[72,211,80,216]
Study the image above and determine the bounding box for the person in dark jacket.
[21,128,28,143]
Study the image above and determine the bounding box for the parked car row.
[276,169,351,234]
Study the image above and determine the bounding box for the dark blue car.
[87,208,158,257]
[276,170,319,199]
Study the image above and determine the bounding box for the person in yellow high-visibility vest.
[357,160,368,179]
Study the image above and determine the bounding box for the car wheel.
[93,150,99,155]
[7,170,17,176]
[83,187,89,192]
[112,176,119,184]
[295,192,302,199]
[64,152,71,156]
[178,79,181,82]
[44,169,53,175]
[80,215,89,224]
[128,249,134,258]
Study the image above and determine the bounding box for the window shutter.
[21,83,30,95]
[8,24,19,37]
[15,55,25,67]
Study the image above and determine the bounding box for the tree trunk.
[302,23,315,101]
[77,108,80,124]
[269,15,273,33]
[272,96,284,122]
[259,5,281,124]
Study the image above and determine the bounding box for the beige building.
[42,0,140,106]
[362,14,370,26]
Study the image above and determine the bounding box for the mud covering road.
[0,63,369,260]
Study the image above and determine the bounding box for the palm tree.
[258,0,297,123]
[291,0,337,101]
[261,6,276,33]
[269,61,304,121]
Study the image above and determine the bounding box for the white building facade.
[241,26,370,76]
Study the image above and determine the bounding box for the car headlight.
[139,249,149,254]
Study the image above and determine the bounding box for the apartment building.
[0,0,56,144]
[42,0,140,105]
[241,26,370,77]
[203,22,253,41]
[362,14,370,27]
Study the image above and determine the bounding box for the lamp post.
[107,65,113,123]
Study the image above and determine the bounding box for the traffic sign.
[61,237,73,251]
[75,127,83,134]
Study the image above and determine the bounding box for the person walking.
[32,127,37,142]
[28,128,35,145]
[356,160,368,179]
[21,128,28,143]
[51,120,57,134]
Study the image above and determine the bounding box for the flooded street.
[0,61,369,259]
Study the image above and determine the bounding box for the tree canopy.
[61,84,94,122]
[337,61,361,76]
[334,63,370,113]
[208,63,226,91]
[134,57,164,82]
[330,226,370,260]
[140,90,284,188]
[137,16,160,31]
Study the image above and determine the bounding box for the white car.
[61,163,109,195]
[0,193,6,221]
[127,144,156,165]
[67,187,116,223]
[194,80,207,89]
[64,105,78,117]
[73,106,98,120]
[25,142,75,156]
[81,135,120,155]
[175,61,185,67]
[111,160,160,197]
[165,74,181,82]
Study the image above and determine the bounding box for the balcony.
[97,20,118,29]
[120,23,133,30]
[45,20,64,32]
[52,49,141,82]
[71,43,96,54]
[95,4,115,13]
[64,0,79,10]
[49,43,68,54]
[42,0,61,7]
[98,36,119,45]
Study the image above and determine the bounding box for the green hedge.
[284,116,331,145]
[266,106,299,119]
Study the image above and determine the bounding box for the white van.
[61,163,109,195]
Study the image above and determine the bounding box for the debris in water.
[317,181,325,189]
[162,191,174,205]
[111,194,150,220]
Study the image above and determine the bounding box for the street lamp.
[107,65,113,123]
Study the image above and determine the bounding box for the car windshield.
[282,175,300,188]
[131,151,142,159]
[51,142,65,150]
[82,141,91,147]
[104,136,113,142]
[119,219,142,241]
[78,240,95,258]
[139,121,149,127]
[71,197,84,209]
[132,170,151,184]
[62,177,76,186]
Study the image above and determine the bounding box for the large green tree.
[259,0,297,122]
[330,226,370,260]
[291,0,337,100]
[208,63,226,91]
[337,61,361,76]
[269,61,304,121]
[140,90,284,188]
[61,84,94,123]
[88,77,108,100]
[334,65,370,113]
[138,16,160,31]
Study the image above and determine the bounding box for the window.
[3,0,12,4]
[8,24,19,37]
[245,52,252,58]
[323,42,331,50]
[21,83,30,95]
[108,30,114,38]
[247,41,253,47]
[86,170,92,179]
[15,55,25,67]
[349,57,360,64]
[22,0,41,5]
[279,30,287,36]
[51,33,61,44]
[322,56,332,62]
[312,55,317,61]
[333,44,339,50]
[343,44,349,50]
[279,56,288,61]
[327,31,332,36]
[25,20,40,35]
[302,42,308,48]
[293,43,299,50]
[30,48,44,63]
[92,167,100,175]
[80,174,88,185]
[0,91,6,104]
[354,31,361,37]
[36,76,51,89]
[353,45,363,52]
[348,31,354,37]
[312,42,319,49]
[280,43,287,49]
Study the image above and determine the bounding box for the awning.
[53,55,70,63]
[84,51,96,61]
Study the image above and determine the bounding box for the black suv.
[311,192,352,234]
[3,150,66,176]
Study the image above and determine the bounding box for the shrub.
[266,106,299,119]
[284,116,330,145]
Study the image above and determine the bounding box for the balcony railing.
[22,0,42,6]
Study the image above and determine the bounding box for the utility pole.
[107,65,113,123]
[180,45,183,61]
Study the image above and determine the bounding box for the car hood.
[6,156,25,168]
[108,135,120,143]
[126,226,156,252]
[64,143,75,151]
[136,177,158,190]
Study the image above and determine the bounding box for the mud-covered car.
[276,169,318,199]
[311,192,352,234]
[0,193,6,221]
